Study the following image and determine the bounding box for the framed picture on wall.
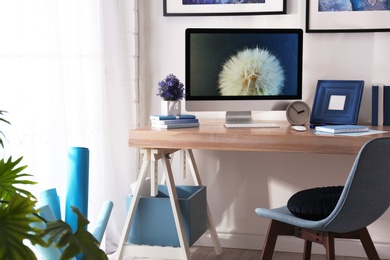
[163,0,286,16]
[310,80,364,125]
[306,0,390,32]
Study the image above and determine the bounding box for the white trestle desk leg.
[150,149,159,197]
[116,149,187,260]
[181,149,186,179]
[185,149,222,255]
[160,149,192,259]
[116,148,219,259]
[115,149,151,260]
[160,150,177,185]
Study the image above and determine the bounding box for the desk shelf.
[126,185,207,247]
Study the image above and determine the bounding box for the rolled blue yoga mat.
[40,188,61,220]
[65,147,89,232]
[36,205,77,260]
[32,205,62,260]
[92,200,114,243]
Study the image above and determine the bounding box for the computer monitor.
[185,28,303,124]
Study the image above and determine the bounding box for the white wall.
[137,1,390,258]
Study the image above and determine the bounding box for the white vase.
[161,100,181,116]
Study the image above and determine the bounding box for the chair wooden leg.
[332,227,380,260]
[260,222,380,260]
[260,220,280,260]
[260,220,295,260]
[324,233,335,260]
[303,240,312,260]
[357,227,380,260]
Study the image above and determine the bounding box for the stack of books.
[150,114,199,129]
[315,125,369,134]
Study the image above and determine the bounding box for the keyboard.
[224,122,280,128]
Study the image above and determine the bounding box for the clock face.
[286,101,311,125]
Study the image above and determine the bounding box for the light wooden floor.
[114,246,380,260]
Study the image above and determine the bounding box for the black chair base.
[260,219,380,260]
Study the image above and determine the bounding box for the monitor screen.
[185,28,303,123]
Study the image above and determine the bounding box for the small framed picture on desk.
[310,80,364,125]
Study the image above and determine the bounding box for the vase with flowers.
[156,74,184,116]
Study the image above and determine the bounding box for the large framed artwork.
[306,0,390,32]
[163,0,286,16]
[310,80,364,125]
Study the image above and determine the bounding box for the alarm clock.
[286,101,311,125]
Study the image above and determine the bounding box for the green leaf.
[0,110,11,126]
[0,110,10,149]
[0,194,47,260]
[0,110,11,125]
[0,156,36,202]
[42,207,107,260]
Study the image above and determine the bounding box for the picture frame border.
[306,0,390,33]
[310,80,364,125]
[163,0,287,17]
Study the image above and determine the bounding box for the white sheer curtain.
[0,0,138,254]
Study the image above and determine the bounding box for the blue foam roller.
[65,147,89,232]
[40,188,61,220]
[92,200,114,243]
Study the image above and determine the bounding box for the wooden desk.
[117,120,390,260]
[128,120,390,155]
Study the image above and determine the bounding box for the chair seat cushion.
[287,186,344,220]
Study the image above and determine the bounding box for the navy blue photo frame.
[310,80,364,125]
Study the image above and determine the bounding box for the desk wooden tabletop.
[128,120,390,155]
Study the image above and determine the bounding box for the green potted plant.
[0,110,107,259]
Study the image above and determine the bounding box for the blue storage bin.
[126,185,207,247]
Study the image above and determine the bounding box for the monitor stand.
[225,111,252,124]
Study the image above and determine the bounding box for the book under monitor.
[151,122,200,129]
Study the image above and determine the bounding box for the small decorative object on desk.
[157,74,184,116]
[315,125,369,134]
[150,114,199,129]
[161,100,181,116]
[310,80,364,126]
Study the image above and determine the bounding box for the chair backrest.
[323,137,390,233]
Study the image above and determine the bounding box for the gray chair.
[255,137,390,260]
